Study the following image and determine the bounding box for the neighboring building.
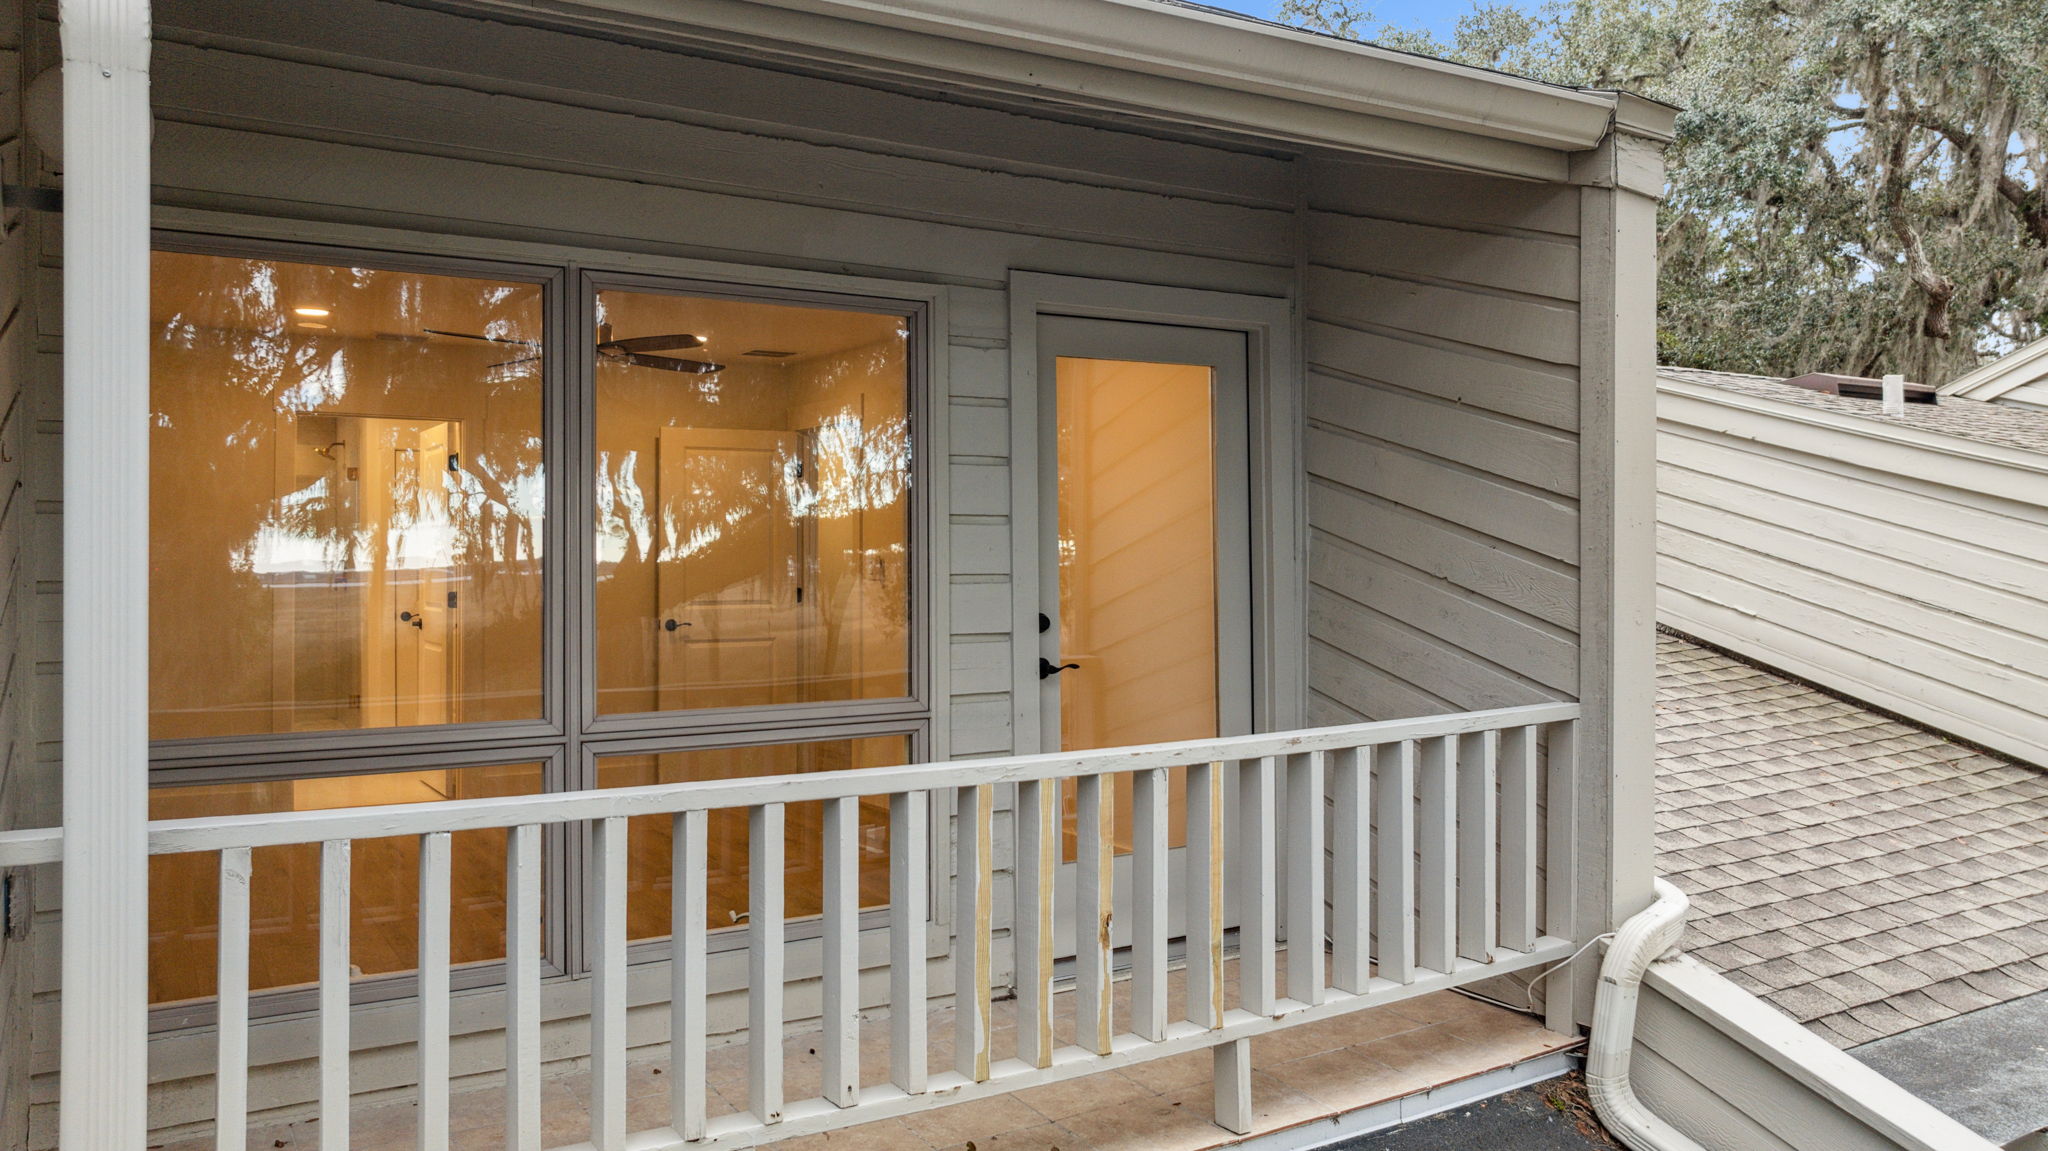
[1942,335,2048,411]
[1657,366,2048,768]
[0,3,1994,1150]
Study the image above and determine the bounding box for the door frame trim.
[1005,271,1304,752]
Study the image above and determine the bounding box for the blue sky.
[1198,0,1477,40]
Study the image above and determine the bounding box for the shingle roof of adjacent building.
[1655,633,2048,1048]
[1659,365,2048,457]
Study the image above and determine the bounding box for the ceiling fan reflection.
[422,323,726,374]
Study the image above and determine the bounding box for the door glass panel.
[593,290,912,714]
[1056,357,1219,855]
[595,735,910,938]
[146,762,546,1006]
[149,252,546,739]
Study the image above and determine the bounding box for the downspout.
[1587,877,1708,1151]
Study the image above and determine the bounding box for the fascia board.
[1657,379,2048,501]
[1940,335,2048,401]
[477,0,1615,164]
[1644,956,1997,1151]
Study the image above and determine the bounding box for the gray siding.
[12,2,1620,1141]
[1657,380,2048,767]
[0,1,33,1146]
[1300,155,1581,723]
[1634,958,1994,1151]
[23,0,1311,1139]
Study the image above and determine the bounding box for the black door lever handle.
[1039,657,1080,679]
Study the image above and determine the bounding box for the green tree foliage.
[1279,0,2048,381]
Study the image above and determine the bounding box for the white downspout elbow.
[1587,877,1707,1151]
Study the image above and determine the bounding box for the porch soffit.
[437,0,1621,181]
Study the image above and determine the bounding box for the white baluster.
[319,840,352,1151]
[889,792,929,1095]
[1418,736,1458,974]
[1375,743,1416,984]
[1014,779,1058,1067]
[215,848,252,1151]
[1185,761,1226,1029]
[955,784,994,1079]
[417,831,452,1150]
[751,803,787,1122]
[1239,756,1278,1015]
[1132,767,1170,1040]
[671,810,708,1139]
[506,825,543,1151]
[822,797,860,1106]
[1285,751,1326,1006]
[592,817,629,1150]
[1457,730,1499,963]
[1330,746,1372,994]
[1499,727,1540,952]
[1075,774,1114,1053]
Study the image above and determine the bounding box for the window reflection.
[593,290,912,714]
[596,736,907,936]
[149,252,546,739]
[147,762,546,1006]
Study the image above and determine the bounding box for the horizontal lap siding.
[1633,982,1933,1151]
[1656,402,2048,766]
[1301,156,1581,723]
[0,5,32,1147]
[28,1,1301,1141]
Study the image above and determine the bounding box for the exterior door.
[1036,315,1254,953]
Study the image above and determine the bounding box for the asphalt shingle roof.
[1654,633,2048,1048]
[1659,365,2048,457]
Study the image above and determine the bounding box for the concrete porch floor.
[150,981,1574,1151]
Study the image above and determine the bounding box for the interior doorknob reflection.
[399,611,423,629]
[664,618,691,632]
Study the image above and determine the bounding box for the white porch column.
[58,0,153,1146]
[1564,93,1673,1028]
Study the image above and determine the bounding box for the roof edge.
[1940,334,2048,401]
[485,0,1623,161]
[1659,370,2048,476]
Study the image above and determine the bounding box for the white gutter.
[1588,878,1708,1151]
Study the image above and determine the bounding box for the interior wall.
[20,0,1303,1139]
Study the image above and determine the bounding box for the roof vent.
[1782,372,1937,404]
[743,349,797,358]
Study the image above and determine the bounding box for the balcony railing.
[0,701,1580,1150]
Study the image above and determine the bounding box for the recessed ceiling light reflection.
[293,307,331,318]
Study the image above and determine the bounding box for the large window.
[150,252,547,738]
[147,245,925,1014]
[592,288,912,715]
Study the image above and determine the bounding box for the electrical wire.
[1451,931,1617,1015]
